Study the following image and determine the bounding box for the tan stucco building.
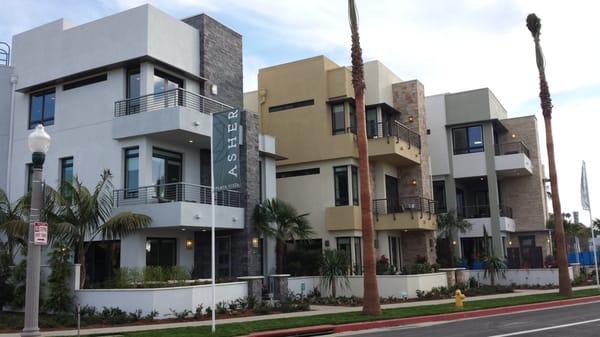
[245,56,436,273]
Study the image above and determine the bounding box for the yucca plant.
[526,13,571,296]
[320,249,351,298]
[483,255,507,286]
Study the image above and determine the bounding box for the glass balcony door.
[152,148,183,202]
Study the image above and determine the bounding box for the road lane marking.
[489,318,600,337]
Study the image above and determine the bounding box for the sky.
[1,0,599,225]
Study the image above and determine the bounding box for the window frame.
[333,165,349,206]
[351,165,359,206]
[60,157,74,186]
[28,88,56,129]
[331,103,346,135]
[124,147,140,198]
[452,125,484,154]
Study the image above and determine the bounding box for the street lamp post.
[21,124,51,337]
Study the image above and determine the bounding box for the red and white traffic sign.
[33,222,48,245]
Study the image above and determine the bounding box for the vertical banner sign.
[212,108,242,191]
[582,161,590,211]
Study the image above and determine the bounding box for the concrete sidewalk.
[0,286,596,337]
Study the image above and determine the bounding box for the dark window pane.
[349,104,356,133]
[125,147,139,198]
[334,166,349,206]
[453,128,468,154]
[351,166,359,206]
[127,68,140,99]
[146,238,176,267]
[468,126,484,152]
[366,107,378,138]
[30,95,43,126]
[43,92,55,125]
[332,103,345,134]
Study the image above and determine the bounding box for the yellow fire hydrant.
[455,289,466,308]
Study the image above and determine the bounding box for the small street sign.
[33,222,48,245]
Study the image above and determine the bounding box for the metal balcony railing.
[373,196,436,221]
[114,88,232,117]
[457,204,513,219]
[113,182,242,208]
[495,141,530,158]
[367,120,421,151]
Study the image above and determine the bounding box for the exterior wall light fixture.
[185,239,194,250]
[251,237,259,248]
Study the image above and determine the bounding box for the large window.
[453,125,484,154]
[433,181,447,213]
[153,69,183,93]
[126,67,141,114]
[349,103,356,134]
[60,157,74,185]
[331,103,346,135]
[366,107,378,138]
[334,166,349,206]
[124,147,139,198]
[351,166,359,206]
[152,148,182,201]
[29,89,55,129]
[146,238,176,267]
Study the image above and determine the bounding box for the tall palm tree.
[348,0,381,315]
[253,198,313,274]
[526,14,571,296]
[52,170,151,288]
[437,211,472,264]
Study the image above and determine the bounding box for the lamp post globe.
[22,124,50,337]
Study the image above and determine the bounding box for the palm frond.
[100,212,151,240]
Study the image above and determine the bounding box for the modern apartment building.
[245,56,436,273]
[2,5,279,285]
[426,88,550,268]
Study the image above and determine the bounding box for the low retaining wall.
[289,273,448,299]
[466,267,574,286]
[76,281,247,317]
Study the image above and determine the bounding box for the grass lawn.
[113,288,600,337]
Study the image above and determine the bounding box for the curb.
[247,295,600,337]
[333,295,600,333]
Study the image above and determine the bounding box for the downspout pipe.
[6,74,17,198]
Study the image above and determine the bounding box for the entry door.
[216,236,231,278]
[152,149,183,201]
[385,175,399,213]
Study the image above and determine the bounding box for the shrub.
[169,308,192,320]
[9,260,27,308]
[0,247,15,310]
[128,309,143,321]
[43,246,73,314]
[254,302,273,315]
[194,305,204,320]
[143,310,159,321]
[100,307,129,324]
[216,301,228,314]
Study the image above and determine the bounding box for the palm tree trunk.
[348,0,381,315]
[78,244,86,289]
[331,279,336,298]
[275,239,285,274]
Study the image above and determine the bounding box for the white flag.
[582,161,591,211]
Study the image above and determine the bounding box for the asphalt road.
[334,300,600,337]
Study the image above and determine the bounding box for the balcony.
[325,205,362,231]
[373,197,437,231]
[367,121,421,166]
[456,204,516,237]
[112,88,232,140]
[459,204,513,219]
[495,142,533,177]
[113,182,244,229]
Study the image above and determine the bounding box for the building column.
[483,123,503,258]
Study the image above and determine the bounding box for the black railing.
[113,182,242,208]
[457,204,513,219]
[114,88,232,117]
[495,141,530,158]
[367,120,421,151]
[373,196,436,220]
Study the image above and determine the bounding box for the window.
[152,148,182,201]
[354,237,362,274]
[366,107,378,138]
[153,69,184,93]
[268,99,314,113]
[126,67,141,114]
[124,147,139,198]
[453,125,484,154]
[433,181,446,213]
[29,89,55,129]
[331,103,346,135]
[63,74,107,91]
[146,237,176,267]
[351,166,359,206]
[349,103,356,134]
[276,168,320,178]
[334,166,349,206]
[60,157,74,185]
[26,164,33,193]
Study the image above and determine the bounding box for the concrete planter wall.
[288,273,448,299]
[466,267,573,286]
[75,281,247,317]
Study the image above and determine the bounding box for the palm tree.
[0,189,28,258]
[51,170,151,288]
[526,14,571,296]
[483,255,506,286]
[320,249,351,298]
[437,211,472,265]
[348,0,381,316]
[253,198,313,274]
